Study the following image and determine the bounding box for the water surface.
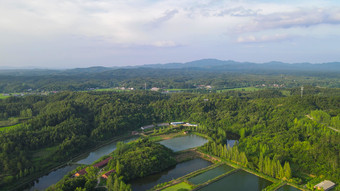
[188,164,234,185]
[277,185,301,191]
[159,134,208,152]
[77,136,138,165]
[198,170,272,191]
[130,158,212,191]
[27,165,79,191]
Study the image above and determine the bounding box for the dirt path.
[306,115,339,133]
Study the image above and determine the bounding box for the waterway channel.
[197,170,273,191]
[25,136,138,191]
[130,158,212,191]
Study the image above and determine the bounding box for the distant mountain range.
[141,59,340,72]
[0,59,339,76]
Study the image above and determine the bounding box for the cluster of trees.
[107,174,131,191]
[107,138,176,182]
[200,141,292,180]
[311,110,340,129]
[258,154,291,180]
[201,142,248,167]
[47,166,98,191]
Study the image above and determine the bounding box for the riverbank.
[4,132,136,191]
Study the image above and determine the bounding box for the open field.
[217,87,260,92]
[0,94,10,99]
[93,88,129,92]
[162,182,192,191]
[0,124,21,132]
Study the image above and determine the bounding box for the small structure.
[74,168,87,177]
[74,156,113,177]
[131,131,139,135]
[184,123,198,127]
[157,123,169,127]
[314,180,336,191]
[141,124,155,130]
[93,156,112,168]
[170,122,185,126]
[151,87,160,91]
[102,169,116,179]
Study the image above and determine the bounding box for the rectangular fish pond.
[130,158,212,191]
[188,164,234,185]
[197,170,273,191]
[159,134,209,152]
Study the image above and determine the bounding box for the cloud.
[236,34,293,43]
[215,7,260,17]
[151,40,180,47]
[236,8,340,33]
[150,9,179,27]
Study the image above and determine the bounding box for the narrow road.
[306,115,339,133]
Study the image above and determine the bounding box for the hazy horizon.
[1,0,340,68]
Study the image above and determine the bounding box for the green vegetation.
[0,124,21,132]
[108,138,176,181]
[0,87,339,190]
[217,87,260,92]
[47,138,175,191]
[0,94,10,99]
[162,182,192,191]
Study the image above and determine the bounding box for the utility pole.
[301,86,304,98]
[145,83,147,91]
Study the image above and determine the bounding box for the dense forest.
[0,86,339,190]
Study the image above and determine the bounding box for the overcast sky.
[1,0,340,68]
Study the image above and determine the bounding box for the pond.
[197,170,272,191]
[77,136,138,165]
[226,139,238,147]
[130,158,212,191]
[188,164,234,185]
[277,185,301,191]
[159,134,208,152]
[26,165,79,191]
[25,136,138,191]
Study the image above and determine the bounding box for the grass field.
[164,89,191,91]
[162,182,192,191]
[0,94,10,99]
[0,124,22,132]
[217,87,260,92]
[93,88,128,92]
[0,117,20,127]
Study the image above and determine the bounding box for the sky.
[0,0,340,68]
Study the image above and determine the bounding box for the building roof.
[75,168,87,176]
[93,156,113,168]
[102,169,116,178]
[314,180,336,190]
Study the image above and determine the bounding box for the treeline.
[1,67,339,93]
[200,142,292,180]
